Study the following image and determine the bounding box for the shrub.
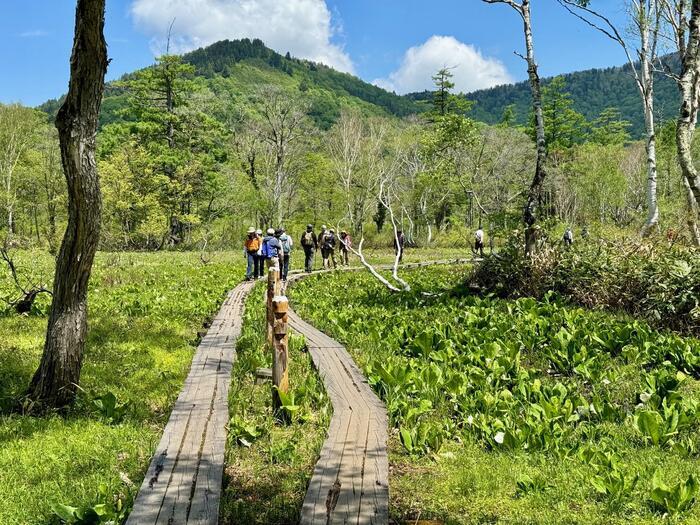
[470,236,700,335]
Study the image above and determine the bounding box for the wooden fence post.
[272,295,289,417]
[267,262,280,348]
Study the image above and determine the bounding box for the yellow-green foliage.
[0,251,242,525]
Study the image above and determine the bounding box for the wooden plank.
[126,281,254,525]
[288,306,389,525]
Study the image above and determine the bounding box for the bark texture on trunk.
[683,175,700,245]
[28,0,108,409]
[521,0,548,255]
[639,1,660,237]
[676,0,700,243]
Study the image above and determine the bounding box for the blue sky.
[0,0,630,106]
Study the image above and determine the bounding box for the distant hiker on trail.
[318,225,328,264]
[563,227,574,247]
[322,228,338,270]
[581,225,589,240]
[300,224,318,273]
[261,228,282,269]
[255,229,264,278]
[339,230,352,266]
[279,227,292,281]
[474,227,485,257]
[244,227,261,281]
[394,230,406,263]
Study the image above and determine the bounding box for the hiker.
[563,227,574,247]
[279,227,293,281]
[394,230,406,263]
[244,227,261,281]
[318,225,328,265]
[323,228,338,270]
[339,230,352,266]
[474,227,485,257]
[300,224,318,273]
[255,229,265,278]
[261,228,282,269]
[581,225,589,240]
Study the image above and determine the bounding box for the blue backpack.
[262,238,279,259]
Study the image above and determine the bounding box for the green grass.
[0,250,242,525]
[291,265,700,524]
[220,280,330,524]
[0,244,463,524]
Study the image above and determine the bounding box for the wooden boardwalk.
[125,259,471,524]
[287,308,389,525]
[126,280,254,525]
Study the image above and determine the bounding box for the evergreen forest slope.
[39,38,425,130]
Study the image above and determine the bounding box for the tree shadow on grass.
[0,313,199,442]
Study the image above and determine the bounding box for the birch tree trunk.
[641,84,660,235]
[484,0,547,255]
[683,175,700,244]
[675,0,700,243]
[559,0,661,236]
[639,3,660,236]
[520,1,547,254]
[28,0,108,409]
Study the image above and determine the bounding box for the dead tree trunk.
[484,0,547,255]
[27,0,108,409]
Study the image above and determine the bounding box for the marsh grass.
[0,251,242,524]
[292,266,700,524]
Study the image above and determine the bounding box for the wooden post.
[266,262,280,348]
[272,295,289,418]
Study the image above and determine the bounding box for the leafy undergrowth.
[220,281,330,525]
[471,237,700,336]
[292,265,700,524]
[0,250,242,525]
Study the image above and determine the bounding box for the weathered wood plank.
[126,281,253,525]
[287,306,389,525]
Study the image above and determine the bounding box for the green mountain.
[39,38,425,130]
[405,55,681,138]
[461,57,680,138]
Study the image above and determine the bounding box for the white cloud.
[19,30,48,38]
[374,35,512,94]
[130,0,354,73]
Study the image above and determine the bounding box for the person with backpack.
[278,227,293,281]
[255,229,265,278]
[323,228,338,269]
[581,225,589,241]
[563,227,574,247]
[300,224,318,273]
[318,224,328,263]
[261,228,282,269]
[244,227,261,281]
[394,230,406,263]
[474,227,485,257]
[339,230,352,266]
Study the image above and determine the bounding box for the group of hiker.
[244,224,354,280]
[471,225,587,255]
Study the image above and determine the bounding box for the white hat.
[267,228,275,235]
[247,227,255,234]
[256,229,262,235]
